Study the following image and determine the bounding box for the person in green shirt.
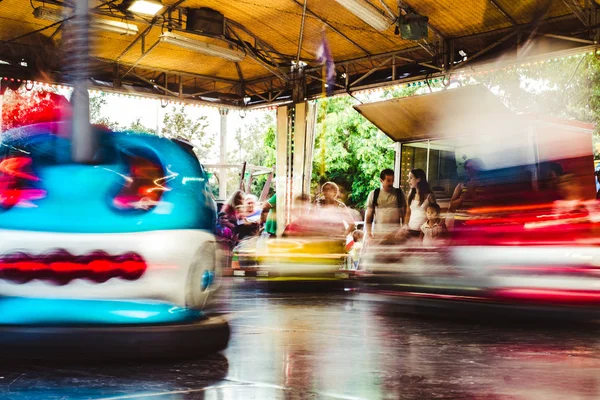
[262,193,277,237]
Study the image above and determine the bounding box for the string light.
[0,77,218,110]
[4,48,599,109]
[393,49,600,90]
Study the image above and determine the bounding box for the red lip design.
[0,250,147,285]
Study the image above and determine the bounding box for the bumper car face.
[235,236,349,279]
[0,123,221,318]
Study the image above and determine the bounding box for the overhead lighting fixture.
[33,6,68,23]
[127,0,163,16]
[93,19,139,35]
[334,0,393,32]
[159,32,245,62]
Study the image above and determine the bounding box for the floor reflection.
[220,281,600,400]
[0,354,228,400]
[1,280,600,399]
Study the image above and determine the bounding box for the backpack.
[373,188,406,216]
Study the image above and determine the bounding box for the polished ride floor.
[1,279,600,399]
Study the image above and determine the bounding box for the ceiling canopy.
[354,85,514,142]
[0,0,596,107]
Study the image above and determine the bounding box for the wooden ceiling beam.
[487,0,518,26]
[225,22,290,82]
[563,0,589,26]
[93,57,240,84]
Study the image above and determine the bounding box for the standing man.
[365,168,407,239]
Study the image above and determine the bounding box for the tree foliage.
[161,106,213,160]
[228,112,276,197]
[311,55,600,210]
[472,54,600,156]
[89,92,107,123]
[313,96,395,208]
[312,86,420,209]
[89,92,160,134]
[89,92,121,131]
[229,113,276,167]
[127,118,157,135]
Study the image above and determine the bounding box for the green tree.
[313,96,396,209]
[313,85,419,209]
[89,92,107,123]
[472,54,600,156]
[227,113,276,197]
[127,118,157,134]
[312,56,600,212]
[229,113,276,167]
[89,92,122,131]
[161,106,213,160]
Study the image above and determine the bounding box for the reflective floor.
[2,280,600,399]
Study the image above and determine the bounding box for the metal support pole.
[70,0,95,164]
[303,101,317,196]
[219,108,229,201]
[291,64,306,104]
[260,172,274,202]
[239,161,247,191]
[276,106,290,237]
[394,142,402,188]
[425,140,431,180]
[443,39,454,72]
[292,102,307,198]
[246,168,254,193]
[113,64,121,88]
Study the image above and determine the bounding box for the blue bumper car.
[0,122,229,360]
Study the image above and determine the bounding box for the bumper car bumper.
[0,297,230,360]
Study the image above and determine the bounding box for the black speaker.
[400,13,429,41]
[186,8,225,37]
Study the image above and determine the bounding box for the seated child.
[420,203,448,246]
[350,230,364,269]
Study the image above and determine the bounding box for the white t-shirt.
[366,189,404,235]
[408,197,431,231]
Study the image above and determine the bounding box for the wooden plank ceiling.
[0,0,593,107]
